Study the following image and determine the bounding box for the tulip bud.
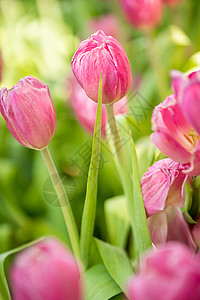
[10,238,83,300]
[69,77,128,137]
[120,0,163,30]
[0,76,57,150]
[127,242,200,300]
[71,30,132,104]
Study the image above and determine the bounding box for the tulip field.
[0,0,200,299]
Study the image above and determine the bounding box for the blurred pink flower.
[87,14,124,43]
[151,94,200,175]
[10,238,82,300]
[120,0,163,30]
[69,77,128,137]
[127,242,200,300]
[71,30,132,104]
[0,76,57,150]
[141,158,188,216]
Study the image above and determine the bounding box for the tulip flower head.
[10,238,82,300]
[120,0,163,30]
[71,30,132,104]
[141,158,188,216]
[151,94,200,175]
[127,242,200,300]
[171,70,200,137]
[0,76,57,150]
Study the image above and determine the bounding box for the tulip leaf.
[80,74,103,268]
[129,133,152,254]
[184,182,196,224]
[0,238,43,300]
[95,238,133,295]
[85,264,122,300]
[104,195,130,248]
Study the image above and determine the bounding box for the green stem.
[40,147,80,259]
[105,104,135,234]
[145,31,169,100]
[80,74,103,269]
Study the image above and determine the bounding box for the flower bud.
[0,76,57,150]
[10,238,82,300]
[69,77,128,137]
[120,0,163,30]
[71,30,132,104]
[127,242,200,300]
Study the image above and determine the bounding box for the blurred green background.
[0,0,199,253]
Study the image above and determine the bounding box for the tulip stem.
[105,104,135,237]
[40,147,80,260]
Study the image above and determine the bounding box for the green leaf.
[104,196,130,248]
[85,264,121,300]
[184,182,197,224]
[129,133,152,254]
[80,74,103,269]
[95,239,133,295]
[0,238,43,300]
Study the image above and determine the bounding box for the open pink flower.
[151,94,200,175]
[10,238,82,300]
[69,77,128,137]
[127,242,200,300]
[171,70,200,138]
[0,76,57,150]
[141,158,188,216]
[71,30,132,104]
[120,0,163,30]
[141,158,195,249]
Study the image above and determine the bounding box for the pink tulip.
[171,70,200,137]
[162,0,183,6]
[69,77,128,137]
[0,76,57,150]
[148,207,196,250]
[127,242,200,300]
[120,0,163,30]
[151,94,200,175]
[10,238,82,300]
[141,158,188,216]
[71,30,132,104]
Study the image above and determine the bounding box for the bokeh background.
[0,0,199,254]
